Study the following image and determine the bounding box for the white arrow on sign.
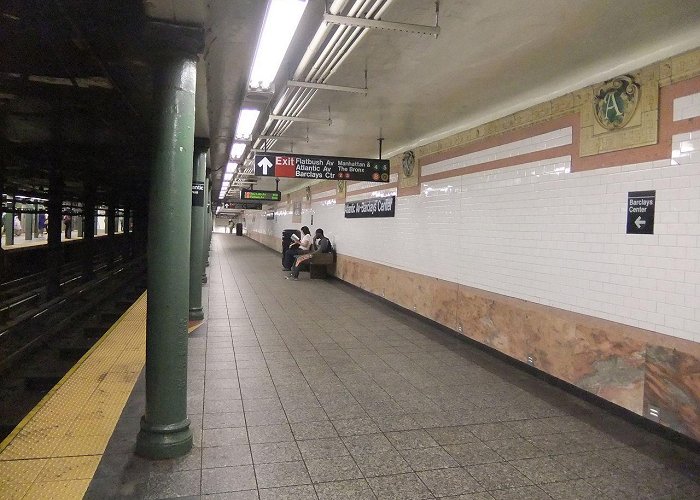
[257,157,273,175]
[635,216,646,229]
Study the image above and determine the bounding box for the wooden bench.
[299,252,335,279]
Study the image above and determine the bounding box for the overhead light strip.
[249,0,309,89]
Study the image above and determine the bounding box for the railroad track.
[0,257,146,440]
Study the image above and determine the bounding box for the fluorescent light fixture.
[225,162,238,175]
[249,0,308,89]
[224,173,234,181]
[230,142,246,159]
[235,109,260,141]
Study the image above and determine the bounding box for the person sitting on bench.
[286,228,332,280]
[282,225,312,271]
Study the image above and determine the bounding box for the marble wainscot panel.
[644,345,700,441]
[327,254,700,441]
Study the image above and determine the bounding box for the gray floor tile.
[202,444,253,468]
[258,485,318,499]
[249,424,294,444]
[353,450,413,477]
[203,412,246,430]
[255,461,311,489]
[426,426,480,446]
[386,430,439,450]
[203,427,249,446]
[314,479,376,499]
[291,421,338,440]
[297,437,349,460]
[203,489,259,499]
[400,446,460,471]
[146,470,201,499]
[201,465,257,495]
[466,462,533,490]
[304,456,364,483]
[443,442,503,466]
[366,473,434,500]
[343,433,394,456]
[252,442,302,464]
[417,467,484,497]
[332,418,381,437]
[509,456,579,484]
[488,485,552,500]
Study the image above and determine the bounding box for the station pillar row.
[189,140,208,321]
[201,177,209,284]
[136,47,199,460]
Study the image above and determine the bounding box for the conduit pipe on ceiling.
[249,0,395,173]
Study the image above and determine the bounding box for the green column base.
[189,307,204,321]
[135,416,192,459]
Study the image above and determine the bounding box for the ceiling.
[2,0,699,208]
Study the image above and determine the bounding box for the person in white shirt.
[283,226,312,271]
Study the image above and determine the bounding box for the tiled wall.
[244,73,700,440]
[249,127,700,343]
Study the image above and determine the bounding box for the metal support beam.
[257,135,309,143]
[269,114,331,125]
[287,80,367,95]
[323,13,440,37]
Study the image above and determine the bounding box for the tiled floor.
[86,234,700,499]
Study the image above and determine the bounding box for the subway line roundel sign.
[254,153,390,182]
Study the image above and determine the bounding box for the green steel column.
[23,206,33,241]
[136,49,197,460]
[107,203,116,269]
[189,141,207,320]
[2,212,12,246]
[201,176,208,284]
[47,169,63,298]
[82,194,95,282]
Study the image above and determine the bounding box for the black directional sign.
[241,189,281,202]
[627,190,655,234]
[254,153,390,182]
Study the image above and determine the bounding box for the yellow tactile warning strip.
[0,292,147,500]
[188,320,204,333]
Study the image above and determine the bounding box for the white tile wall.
[422,127,572,176]
[346,173,399,193]
[673,92,700,121]
[248,129,700,343]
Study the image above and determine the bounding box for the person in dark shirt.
[286,228,332,280]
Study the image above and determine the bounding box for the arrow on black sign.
[634,216,646,229]
[257,157,273,175]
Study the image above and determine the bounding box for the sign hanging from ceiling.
[254,153,390,182]
[241,189,281,201]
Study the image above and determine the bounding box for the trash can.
[281,229,301,265]
[235,223,243,236]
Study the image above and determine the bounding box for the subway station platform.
[3,234,699,499]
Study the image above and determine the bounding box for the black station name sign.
[254,153,390,182]
[627,190,655,234]
[241,189,281,202]
[345,195,395,219]
[192,181,205,207]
